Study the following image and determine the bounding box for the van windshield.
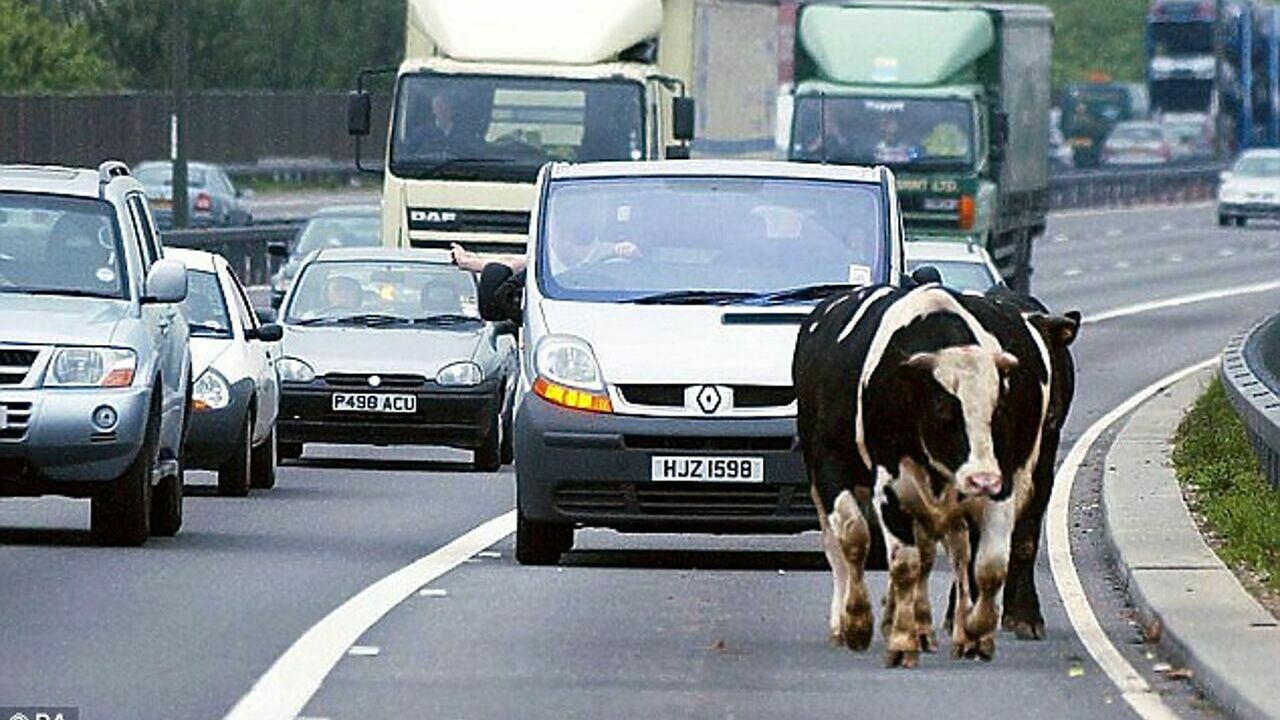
[537,176,887,303]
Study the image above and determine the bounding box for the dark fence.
[0,93,390,173]
[1049,162,1224,210]
[1222,314,1280,491]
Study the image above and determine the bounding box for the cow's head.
[903,345,1019,497]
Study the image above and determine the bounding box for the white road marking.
[223,511,517,720]
[1053,234,1069,243]
[346,645,380,657]
[1168,254,1183,263]
[417,588,448,598]
[1159,223,1174,232]
[1048,201,1212,220]
[1084,279,1280,325]
[1048,359,1215,720]
[1064,268,1083,277]
[1217,248,1236,258]
[1105,228,1123,238]
[1114,261,1130,270]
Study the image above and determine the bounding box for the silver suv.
[0,162,191,545]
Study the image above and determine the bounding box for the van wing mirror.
[478,263,524,323]
[672,97,696,142]
[347,91,372,137]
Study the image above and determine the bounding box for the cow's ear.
[902,352,938,374]
[994,351,1020,375]
[1029,312,1081,348]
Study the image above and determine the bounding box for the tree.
[0,0,121,92]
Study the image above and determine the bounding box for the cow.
[793,284,1067,668]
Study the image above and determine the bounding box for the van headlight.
[276,357,316,383]
[535,335,604,391]
[436,361,483,387]
[192,368,230,411]
[46,347,136,388]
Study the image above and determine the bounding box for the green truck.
[784,1,1053,292]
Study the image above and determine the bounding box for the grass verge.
[1172,378,1280,593]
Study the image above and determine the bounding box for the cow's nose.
[964,472,1003,496]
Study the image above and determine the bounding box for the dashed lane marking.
[1048,359,1215,720]
[1048,201,1212,220]
[1053,234,1069,243]
[1105,228,1123,237]
[1064,268,1083,277]
[222,511,517,720]
[1114,261,1130,270]
[1168,254,1183,263]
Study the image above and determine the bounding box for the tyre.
[499,400,514,466]
[92,404,158,546]
[217,413,253,497]
[1009,233,1032,294]
[473,411,502,472]
[1236,217,1248,227]
[150,461,183,537]
[250,426,277,490]
[1219,214,1230,227]
[279,441,303,462]
[515,511,573,566]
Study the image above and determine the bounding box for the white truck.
[347,0,697,253]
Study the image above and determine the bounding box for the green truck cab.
[784,2,1053,292]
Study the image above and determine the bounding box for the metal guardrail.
[1049,162,1225,210]
[161,222,300,286]
[1221,313,1280,491]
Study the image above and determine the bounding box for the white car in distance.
[905,240,1004,294]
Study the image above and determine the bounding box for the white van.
[480,160,905,564]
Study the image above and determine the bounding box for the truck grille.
[0,401,34,441]
[406,208,530,235]
[0,349,38,386]
[554,482,817,519]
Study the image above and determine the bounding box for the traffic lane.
[247,189,379,221]
[0,445,512,719]
[305,533,1125,720]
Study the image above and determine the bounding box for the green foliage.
[0,0,122,92]
[1013,0,1150,89]
[1173,378,1280,591]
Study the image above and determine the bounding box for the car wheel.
[515,511,573,566]
[217,413,253,497]
[250,425,277,490]
[1236,217,1248,227]
[1219,214,1230,227]
[279,442,303,462]
[150,458,184,537]
[473,411,502,472]
[92,403,157,546]
[499,400,514,466]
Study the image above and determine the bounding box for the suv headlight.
[535,335,604,391]
[46,347,136,388]
[192,368,230,411]
[436,361,483,387]
[276,357,315,383]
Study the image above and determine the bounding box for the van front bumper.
[515,394,816,534]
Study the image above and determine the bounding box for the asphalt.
[1,202,1278,719]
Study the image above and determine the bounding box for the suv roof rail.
[98,160,131,184]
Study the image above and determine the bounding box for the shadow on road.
[283,457,478,474]
[0,527,96,546]
[561,548,828,571]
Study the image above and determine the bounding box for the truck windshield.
[0,192,127,300]
[537,176,886,303]
[390,74,645,182]
[790,96,975,170]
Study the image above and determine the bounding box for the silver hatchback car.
[0,162,192,545]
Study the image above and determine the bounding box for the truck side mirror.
[478,262,523,323]
[347,91,372,137]
[672,97,696,142]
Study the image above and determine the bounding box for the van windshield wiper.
[624,290,760,305]
[749,283,861,305]
[290,313,408,327]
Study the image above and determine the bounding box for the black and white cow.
[793,284,1067,668]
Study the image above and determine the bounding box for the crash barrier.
[1221,312,1280,491]
[162,222,300,287]
[1049,162,1225,210]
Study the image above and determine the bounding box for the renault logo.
[368,375,382,388]
[695,386,722,414]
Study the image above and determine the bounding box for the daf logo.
[368,375,382,388]
[695,386,722,414]
[410,209,458,224]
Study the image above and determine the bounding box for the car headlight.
[46,347,136,388]
[192,368,231,411]
[276,356,316,383]
[535,335,604,391]
[436,361,484,387]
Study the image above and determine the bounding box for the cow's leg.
[964,495,1018,661]
[1003,450,1056,640]
[873,471,922,668]
[914,523,938,653]
[944,523,974,658]
[830,489,873,651]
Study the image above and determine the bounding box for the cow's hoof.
[841,618,874,652]
[1003,616,1046,641]
[964,635,996,662]
[919,628,939,654]
[828,630,843,648]
[886,649,920,669]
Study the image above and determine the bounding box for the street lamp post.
[170,0,190,229]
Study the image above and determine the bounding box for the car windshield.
[906,259,998,294]
[294,215,381,256]
[0,192,128,300]
[390,73,645,182]
[286,260,480,324]
[182,270,233,338]
[791,96,975,169]
[1233,156,1280,177]
[134,165,208,189]
[537,176,886,303]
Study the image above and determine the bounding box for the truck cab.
[349,0,696,254]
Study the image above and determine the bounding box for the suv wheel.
[218,413,253,497]
[515,511,573,566]
[151,459,184,537]
[92,404,158,546]
[473,412,502,472]
[250,426,277,490]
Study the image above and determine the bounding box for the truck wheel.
[1236,217,1248,227]
[279,442,303,462]
[250,426,277,490]
[515,511,573,566]
[473,412,502,472]
[150,459,184,537]
[499,402,515,466]
[217,414,253,497]
[1010,234,1033,294]
[92,406,158,546]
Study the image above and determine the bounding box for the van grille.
[0,349,38,386]
[0,401,34,441]
[554,482,817,518]
[623,435,796,452]
[616,385,795,411]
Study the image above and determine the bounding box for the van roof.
[548,159,884,184]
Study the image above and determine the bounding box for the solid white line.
[222,510,516,720]
[1049,201,1211,220]
[1048,358,1216,720]
[1084,279,1280,325]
